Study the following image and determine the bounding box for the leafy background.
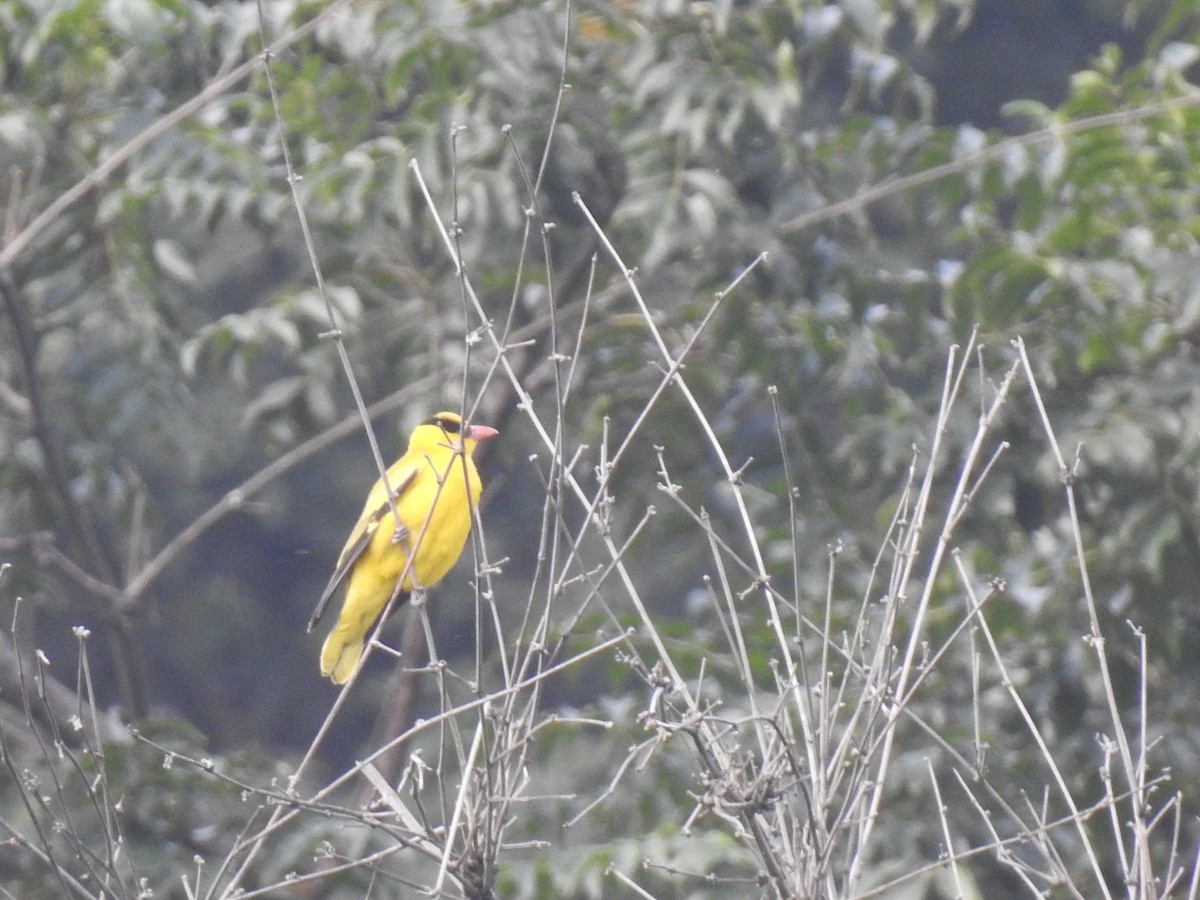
[2,0,1200,896]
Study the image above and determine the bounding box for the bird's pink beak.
[468,424,498,442]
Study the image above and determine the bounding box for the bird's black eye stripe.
[424,415,462,435]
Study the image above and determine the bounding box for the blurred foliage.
[3,0,1200,895]
[0,712,300,899]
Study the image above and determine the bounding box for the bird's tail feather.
[320,628,364,685]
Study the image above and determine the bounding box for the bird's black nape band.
[425,414,462,435]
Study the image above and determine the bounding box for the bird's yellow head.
[410,411,499,456]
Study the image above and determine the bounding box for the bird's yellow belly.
[367,460,478,591]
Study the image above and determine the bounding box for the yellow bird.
[308,411,498,684]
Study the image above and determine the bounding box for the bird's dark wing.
[306,466,418,632]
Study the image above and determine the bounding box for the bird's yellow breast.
[356,447,481,593]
